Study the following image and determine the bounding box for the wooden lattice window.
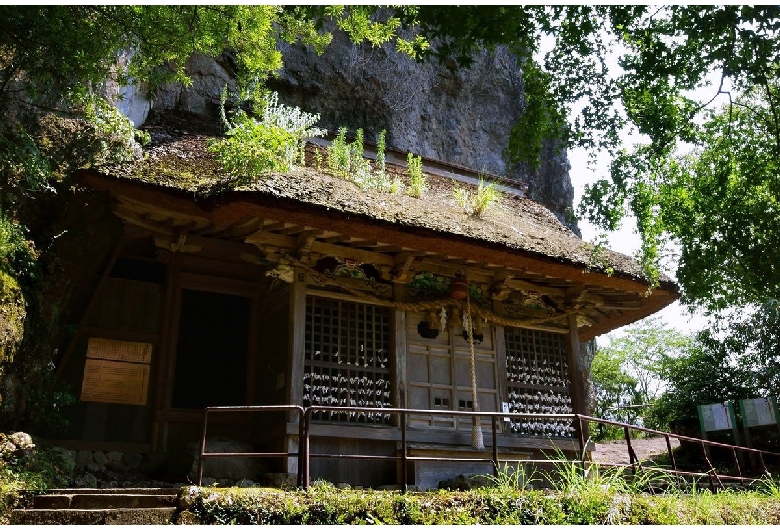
[504,327,574,437]
[303,296,392,424]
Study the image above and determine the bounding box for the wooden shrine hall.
[54,117,678,488]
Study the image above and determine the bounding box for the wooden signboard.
[81,359,150,406]
[739,397,780,428]
[87,337,152,364]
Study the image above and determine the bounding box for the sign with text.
[739,397,780,428]
[81,359,150,406]
[87,337,152,364]
[697,402,736,432]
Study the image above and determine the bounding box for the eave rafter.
[107,187,665,339]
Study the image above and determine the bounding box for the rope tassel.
[465,286,484,450]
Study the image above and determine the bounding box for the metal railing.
[576,414,780,491]
[196,406,780,491]
[196,405,306,487]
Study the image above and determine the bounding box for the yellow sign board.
[87,338,152,364]
[81,359,150,406]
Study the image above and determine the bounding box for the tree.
[590,348,639,437]
[591,318,691,433]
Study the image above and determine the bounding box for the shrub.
[375,130,386,181]
[453,177,500,217]
[209,89,325,183]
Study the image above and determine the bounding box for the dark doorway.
[172,289,250,409]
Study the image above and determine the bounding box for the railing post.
[297,406,306,489]
[730,447,745,487]
[401,410,408,493]
[624,425,637,476]
[492,415,498,477]
[665,434,680,489]
[303,407,311,490]
[701,440,716,491]
[196,408,209,487]
[576,415,587,473]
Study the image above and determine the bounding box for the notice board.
[80,338,152,406]
[697,402,736,433]
[739,397,780,428]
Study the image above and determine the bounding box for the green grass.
[179,483,780,525]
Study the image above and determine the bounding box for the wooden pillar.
[392,283,408,485]
[156,251,183,451]
[392,284,407,411]
[285,267,307,474]
[565,313,589,442]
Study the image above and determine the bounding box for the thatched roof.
[75,110,678,339]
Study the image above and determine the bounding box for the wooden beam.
[347,239,378,248]
[323,234,351,244]
[245,230,395,267]
[296,229,323,259]
[113,205,176,235]
[262,221,288,232]
[286,267,307,475]
[505,278,567,298]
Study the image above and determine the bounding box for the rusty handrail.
[195,406,780,492]
[197,405,305,487]
[576,414,780,491]
[304,406,579,491]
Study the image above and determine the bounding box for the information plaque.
[87,337,152,364]
[81,359,150,406]
[697,402,736,432]
[739,397,780,428]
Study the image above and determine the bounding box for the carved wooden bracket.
[392,251,425,282]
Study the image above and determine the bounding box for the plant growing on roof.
[351,127,364,173]
[453,176,500,217]
[375,129,386,181]
[208,88,325,183]
[327,126,350,176]
[406,152,426,198]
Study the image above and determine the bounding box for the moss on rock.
[0,271,25,365]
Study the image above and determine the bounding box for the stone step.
[33,492,178,509]
[42,487,181,495]
[10,507,177,525]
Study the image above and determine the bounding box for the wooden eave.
[75,170,678,341]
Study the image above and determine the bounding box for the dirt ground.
[592,436,680,465]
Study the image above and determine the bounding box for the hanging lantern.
[450,274,468,300]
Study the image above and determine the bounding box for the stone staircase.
[10,488,182,525]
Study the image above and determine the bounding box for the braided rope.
[465,287,484,450]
